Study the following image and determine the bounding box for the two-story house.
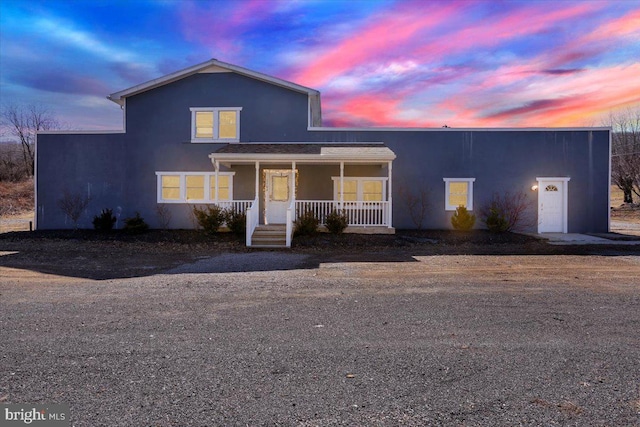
[36,59,611,246]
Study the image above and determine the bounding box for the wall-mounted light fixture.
[531,184,539,191]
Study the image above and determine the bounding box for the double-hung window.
[332,177,387,202]
[190,107,242,142]
[157,172,234,203]
[443,178,475,210]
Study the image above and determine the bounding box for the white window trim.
[156,171,235,203]
[190,107,242,143]
[331,177,388,201]
[443,178,476,211]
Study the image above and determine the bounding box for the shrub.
[484,205,509,233]
[479,191,535,232]
[224,207,246,236]
[193,205,225,235]
[325,209,349,234]
[451,205,476,231]
[155,204,172,230]
[294,209,319,236]
[92,208,116,231]
[123,212,149,234]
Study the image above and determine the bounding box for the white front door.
[538,178,568,233]
[265,170,292,224]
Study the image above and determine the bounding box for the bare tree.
[1,104,60,176]
[57,190,91,229]
[397,179,431,229]
[608,109,640,204]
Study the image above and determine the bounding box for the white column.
[214,160,219,203]
[339,161,344,210]
[291,161,296,203]
[388,161,393,228]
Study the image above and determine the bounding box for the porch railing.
[295,200,390,227]
[214,200,253,213]
[245,197,259,247]
[285,199,295,248]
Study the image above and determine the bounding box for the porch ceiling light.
[531,184,539,191]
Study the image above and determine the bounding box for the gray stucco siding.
[36,133,126,229]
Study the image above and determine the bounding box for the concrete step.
[251,225,287,248]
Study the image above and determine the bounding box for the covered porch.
[208,143,396,247]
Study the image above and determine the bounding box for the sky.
[1,0,639,132]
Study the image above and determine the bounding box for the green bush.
[451,205,476,231]
[294,209,319,236]
[484,205,509,233]
[325,209,349,234]
[123,212,149,234]
[92,208,116,231]
[193,205,225,235]
[224,207,246,236]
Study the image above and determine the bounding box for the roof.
[107,59,320,106]
[209,143,396,165]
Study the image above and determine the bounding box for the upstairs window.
[443,178,475,210]
[190,107,242,142]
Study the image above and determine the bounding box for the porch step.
[250,225,287,248]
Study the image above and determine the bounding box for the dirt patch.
[1,228,638,281]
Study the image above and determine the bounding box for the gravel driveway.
[1,253,639,426]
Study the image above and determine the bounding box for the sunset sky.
[1,0,639,131]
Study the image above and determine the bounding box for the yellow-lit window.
[218,111,237,139]
[161,175,181,200]
[210,175,231,201]
[444,178,475,210]
[337,180,358,201]
[195,112,214,138]
[363,180,383,201]
[186,175,204,201]
[448,182,468,207]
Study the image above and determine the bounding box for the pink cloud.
[290,3,459,87]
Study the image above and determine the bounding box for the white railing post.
[246,197,259,247]
[286,199,294,248]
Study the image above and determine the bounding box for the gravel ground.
[1,251,639,426]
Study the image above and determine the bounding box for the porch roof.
[209,143,396,166]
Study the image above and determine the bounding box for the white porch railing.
[285,199,295,248]
[295,200,390,227]
[214,200,253,213]
[245,197,259,247]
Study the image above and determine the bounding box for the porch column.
[388,161,393,228]
[254,161,260,201]
[214,160,219,204]
[339,161,344,210]
[291,161,296,204]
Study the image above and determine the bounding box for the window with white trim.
[332,177,387,202]
[156,172,234,203]
[190,107,242,142]
[443,178,475,210]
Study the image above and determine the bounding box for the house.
[36,59,611,247]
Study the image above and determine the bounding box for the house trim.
[190,107,242,143]
[309,126,612,132]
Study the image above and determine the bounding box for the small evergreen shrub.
[294,209,319,236]
[123,212,149,234]
[325,209,349,234]
[193,205,225,235]
[484,205,509,233]
[92,208,117,231]
[224,207,246,236]
[451,205,476,231]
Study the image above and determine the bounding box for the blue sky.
[1,0,639,131]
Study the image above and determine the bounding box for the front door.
[265,170,292,224]
[538,179,568,233]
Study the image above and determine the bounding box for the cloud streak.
[0,0,638,130]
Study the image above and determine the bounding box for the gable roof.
[108,58,323,127]
[107,59,320,105]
